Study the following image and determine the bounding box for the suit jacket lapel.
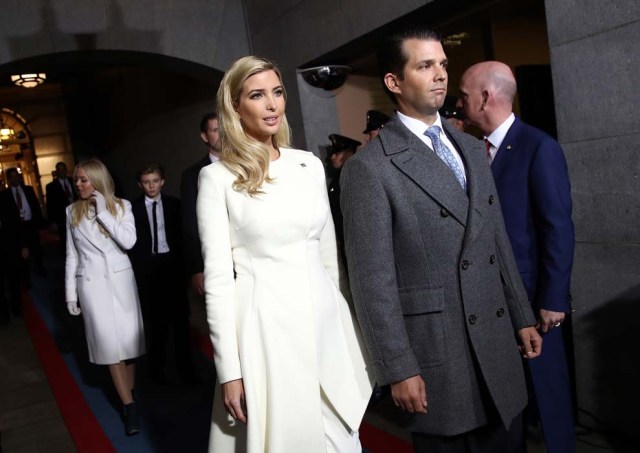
[134,198,152,250]
[75,214,104,251]
[491,117,521,181]
[442,120,486,249]
[384,118,469,227]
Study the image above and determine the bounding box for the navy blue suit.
[492,117,575,452]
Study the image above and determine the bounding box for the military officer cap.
[439,95,462,120]
[328,134,361,155]
[362,110,390,134]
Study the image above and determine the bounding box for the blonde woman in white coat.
[197,56,373,453]
[65,158,145,436]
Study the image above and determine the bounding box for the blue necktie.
[424,125,466,191]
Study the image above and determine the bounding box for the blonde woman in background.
[197,56,373,452]
[65,158,145,436]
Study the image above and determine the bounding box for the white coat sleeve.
[96,199,137,250]
[64,205,79,303]
[197,165,242,384]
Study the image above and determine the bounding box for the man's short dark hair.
[199,112,218,134]
[137,162,165,181]
[55,162,67,171]
[377,25,441,103]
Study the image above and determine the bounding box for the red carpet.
[22,294,115,453]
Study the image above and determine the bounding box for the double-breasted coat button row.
[496,308,505,317]
[489,195,494,205]
[489,255,496,264]
[468,314,477,325]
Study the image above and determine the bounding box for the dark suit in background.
[46,176,76,246]
[0,184,45,314]
[180,155,212,278]
[492,117,575,452]
[130,193,195,382]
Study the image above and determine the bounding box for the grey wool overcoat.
[340,116,537,436]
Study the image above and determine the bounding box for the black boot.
[123,402,140,436]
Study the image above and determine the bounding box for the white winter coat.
[65,200,145,364]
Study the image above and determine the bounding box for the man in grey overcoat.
[341,25,543,452]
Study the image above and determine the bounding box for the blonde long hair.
[216,56,292,195]
[69,159,124,236]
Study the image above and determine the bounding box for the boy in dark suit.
[130,162,197,384]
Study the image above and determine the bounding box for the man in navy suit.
[458,61,575,453]
[46,162,76,247]
[130,163,196,384]
[180,112,220,297]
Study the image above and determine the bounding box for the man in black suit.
[326,133,360,263]
[130,163,196,383]
[0,167,45,316]
[46,162,76,247]
[180,112,220,296]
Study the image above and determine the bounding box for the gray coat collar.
[380,116,470,227]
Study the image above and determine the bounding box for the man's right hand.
[191,272,205,296]
[390,374,427,413]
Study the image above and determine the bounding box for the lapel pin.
[300,163,307,167]
[506,145,512,150]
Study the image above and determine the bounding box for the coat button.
[489,195,495,205]
[468,314,477,324]
[461,260,469,270]
[440,208,449,217]
[489,255,496,264]
[496,308,505,317]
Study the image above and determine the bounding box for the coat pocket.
[399,286,446,367]
[111,259,132,273]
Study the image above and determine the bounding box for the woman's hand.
[222,378,247,423]
[90,190,107,213]
[67,301,81,316]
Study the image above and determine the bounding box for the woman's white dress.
[197,148,373,452]
[65,200,145,365]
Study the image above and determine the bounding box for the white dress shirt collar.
[486,113,516,162]
[396,111,467,183]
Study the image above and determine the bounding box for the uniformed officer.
[362,110,390,144]
[326,134,361,262]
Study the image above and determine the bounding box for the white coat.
[197,148,374,453]
[65,200,145,365]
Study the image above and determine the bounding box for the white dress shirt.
[485,113,515,164]
[13,186,33,221]
[144,195,170,254]
[397,111,467,184]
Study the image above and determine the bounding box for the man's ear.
[160,179,166,188]
[137,181,143,191]
[200,131,209,145]
[384,73,401,95]
[481,89,489,110]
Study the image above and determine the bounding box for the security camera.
[299,65,351,91]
